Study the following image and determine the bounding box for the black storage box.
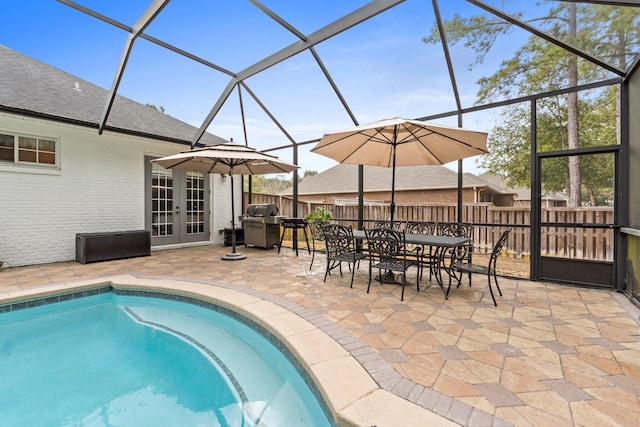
[76,230,151,264]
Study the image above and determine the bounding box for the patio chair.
[437,222,472,238]
[405,221,438,282]
[321,224,367,288]
[405,221,437,235]
[438,222,473,282]
[364,227,420,301]
[308,220,327,270]
[373,220,403,231]
[452,228,512,306]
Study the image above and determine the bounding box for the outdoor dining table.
[351,230,471,299]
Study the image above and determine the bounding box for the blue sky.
[1,0,551,174]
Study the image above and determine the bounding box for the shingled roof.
[280,163,501,196]
[0,44,226,146]
[478,172,567,202]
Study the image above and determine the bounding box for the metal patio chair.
[438,222,473,282]
[321,223,367,288]
[308,220,327,270]
[373,220,403,231]
[437,222,472,238]
[453,228,512,306]
[364,227,420,301]
[405,221,438,282]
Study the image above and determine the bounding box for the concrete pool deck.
[1,244,640,426]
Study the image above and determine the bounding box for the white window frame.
[0,130,61,172]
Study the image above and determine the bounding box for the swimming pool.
[0,288,334,426]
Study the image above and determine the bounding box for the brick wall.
[0,113,223,266]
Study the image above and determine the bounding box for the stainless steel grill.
[241,204,283,249]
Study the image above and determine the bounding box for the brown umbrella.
[311,117,488,221]
[153,142,298,260]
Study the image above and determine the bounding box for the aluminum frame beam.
[433,0,462,113]
[561,1,640,6]
[57,0,235,77]
[466,0,626,77]
[96,0,171,134]
[191,0,405,146]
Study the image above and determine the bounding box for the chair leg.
[303,229,311,254]
[487,273,497,306]
[324,254,331,282]
[323,257,330,282]
[278,228,286,253]
[367,265,373,293]
[400,273,406,301]
[493,270,503,296]
[350,261,356,288]
[429,248,434,281]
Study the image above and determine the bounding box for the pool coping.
[0,275,458,427]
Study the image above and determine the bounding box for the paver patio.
[1,244,639,426]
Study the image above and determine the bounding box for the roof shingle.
[0,44,226,146]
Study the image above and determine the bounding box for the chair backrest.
[308,220,326,242]
[373,220,403,231]
[321,223,354,254]
[365,227,405,260]
[405,221,436,235]
[438,222,472,238]
[489,228,512,268]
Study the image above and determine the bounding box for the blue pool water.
[0,291,333,426]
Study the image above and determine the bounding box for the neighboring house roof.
[477,172,567,201]
[280,163,494,196]
[462,172,515,195]
[0,44,226,146]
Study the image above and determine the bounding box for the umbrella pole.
[381,128,398,284]
[222,173,247,261]
[390,128,398,223]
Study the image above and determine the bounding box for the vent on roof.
[73,82,82,91]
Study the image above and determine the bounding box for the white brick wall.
[0,113,226,267]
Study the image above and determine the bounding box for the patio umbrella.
[152,142,298,261]
[311,117,488,221]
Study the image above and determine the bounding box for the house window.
[0,133,14,161]
[0,132,58,166]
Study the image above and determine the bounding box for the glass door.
[145,157,209,246]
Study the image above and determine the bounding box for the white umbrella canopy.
[311,117,488,221]
[312,117,488,166]
[152,142,298,261]
[152,143,298,175]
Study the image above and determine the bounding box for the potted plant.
[304,207,333,223]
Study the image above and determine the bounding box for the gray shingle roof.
[0,44,226,146]
[477,172,567,201]
[281,163,485,195]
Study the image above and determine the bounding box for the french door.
[145,156,210,246]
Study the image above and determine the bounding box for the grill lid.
[245,204,278,217]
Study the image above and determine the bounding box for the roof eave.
[0,106,198,147]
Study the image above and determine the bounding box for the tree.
[244,170,318,194]
[479,86,617,206]
[424,2,639,206]
[301,170,318,182]
[243,174,291,193]
[145,103,166,113]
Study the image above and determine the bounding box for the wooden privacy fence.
[244,193,614,262]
